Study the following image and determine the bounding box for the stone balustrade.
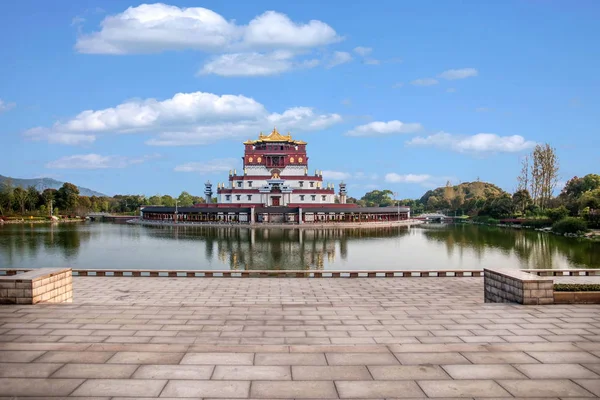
[0,268,72,304]
[484,268,554,305]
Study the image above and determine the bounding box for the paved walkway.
[0,277,599,398]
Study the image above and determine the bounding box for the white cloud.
[353,46,372,56]
[46,153,159,169]
[243,11,340,49]
[322,171,379,181]
[327,51,352,68]
[438,68,478,80]
[24,91,342,146]
[364,58,380,65]
[345,120,423,137]
[200,51,299,77]
[411,78,438,86]
[75,4,340,54]
[407,132,536,153]
[385,173,432,183]
[174,158,238,173]
[0,99,16,113]
[322,170,352,180]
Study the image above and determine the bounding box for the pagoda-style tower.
[204,181,213,202]
[216,128,335,206]
[338,182,347,204]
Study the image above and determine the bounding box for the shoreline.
[0,218,86,225]
[130,219,424,229]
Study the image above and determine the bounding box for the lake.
[0,222,598,271]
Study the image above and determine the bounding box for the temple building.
[140,129,410,224]
[216,128,336,206]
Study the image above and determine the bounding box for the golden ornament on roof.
[242,128,307,145]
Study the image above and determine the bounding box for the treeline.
[349,143,599,231]
[0,179,206,217]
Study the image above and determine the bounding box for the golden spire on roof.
[243,128,307,145]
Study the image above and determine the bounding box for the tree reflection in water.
[419,224,600,269]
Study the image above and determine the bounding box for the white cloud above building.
[24,91,342,146]
[407,132,536,153]
[345,120,423,137]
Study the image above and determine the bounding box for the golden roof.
[243,128,307,145]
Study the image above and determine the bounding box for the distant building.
[140,129,410,224]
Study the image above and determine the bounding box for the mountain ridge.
[0,174,107,197]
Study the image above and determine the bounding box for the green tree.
[148,195,162,205]
[13,187,27,214]
[0,179,14,215]
[26,186,40,211]
[161,195,175,207]
[42,189,57,216]
[177,191,194,207]
[360,190,394,207]
[57,183,80,212]
[512,189,532,215]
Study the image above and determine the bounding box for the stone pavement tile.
[418,380,510,398]
[500,335,548,343]
[293,365,371,380]
[498,379,596,398]
[190,344,288,353]
[52,363,139,378]
[388,344,488,353]
[394,352,470,365]
[574,379,600,397]
[104,336,152,343]
[252,381,337,398]
[326,352,399,365]
[290,345,388,353]
[442,364,526,379]
[461,351,539,364]
[255,353,327,365]
[0,350,46,362]
[153,336,196,344]
[461,336,507,344]
[213,365,291,380]
[515,363,599,379]
[0,362,62,377]
[133,365,214,379]
[0,377,84,397]
[72,378,167,397]
[162,380,250,398]
[368,365,449,380]
[0,342,90,351]
[35,351,114,364]
[14,335,63,342]
[87,343,189,352]
[49,329,95,336]
[107,351,184,364]
[181,352,254,365]
[526,351,600,363]
[336,380,425,398]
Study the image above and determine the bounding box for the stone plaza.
[1,276,600,399]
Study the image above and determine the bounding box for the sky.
[1,0,599,199]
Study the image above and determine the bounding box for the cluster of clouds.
[25,91,341,147]
[409,68,478,87]
[29,3,538,183]
[75,4,355,77]
[46,153,160,169]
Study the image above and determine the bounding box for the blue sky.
[1,0,599,198]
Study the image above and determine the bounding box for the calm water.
[0,222,598,271]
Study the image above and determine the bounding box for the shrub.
[554,283,600,292]
[552,217,588,234]
[546,206,569,222]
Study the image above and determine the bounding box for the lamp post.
[393,192,400,222]
[175,199,178,224]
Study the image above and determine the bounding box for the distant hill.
[0,174,107,197]
[420,181,509,209]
